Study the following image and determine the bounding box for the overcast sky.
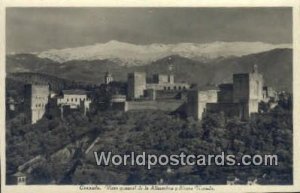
[6,7,292,53]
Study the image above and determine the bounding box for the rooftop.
[12,171,26,177]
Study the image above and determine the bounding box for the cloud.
[6,7,292,53]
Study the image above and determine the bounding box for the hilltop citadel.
[7,64,278,125]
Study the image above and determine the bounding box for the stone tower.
[233,64,264,120]
[104,71,113,84]
[127,72,146,100]
[168,61,174,84]
[24,84,49,124]
[187,88,218,120]
[168,74,174,84]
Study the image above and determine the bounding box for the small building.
[57,89,91,116]
[226,176,240,185]
[57,90,89,108]
[111,94,126,103]
[11,171,27,185]
[104,71,114,84]
[111,94,128,111]
[156,178,165,185]
[7,97,17,111]
[247,177,258,185]
[166,166,173,174]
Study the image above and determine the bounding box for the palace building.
[187,64,265,121]
[57,89,91,116]
[127,72,190,100]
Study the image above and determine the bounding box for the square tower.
[233,65,263,120]
[187,89,218,120]
[127,72,146,100]
[24,84,49,124]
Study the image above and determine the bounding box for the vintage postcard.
[1,0,300,193]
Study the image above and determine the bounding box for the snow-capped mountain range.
[36,40,292,65]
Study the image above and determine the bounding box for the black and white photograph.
[3,4,296,190]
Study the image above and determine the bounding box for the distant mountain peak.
[6,48,292,92]
[36,41,292,65]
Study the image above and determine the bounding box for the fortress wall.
[156,90,180,100]
[126,100,184,112]
[111,102,128,111]
[206,103,241,118]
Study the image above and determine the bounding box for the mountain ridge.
[6,48,292,92]
[33,41,291,65]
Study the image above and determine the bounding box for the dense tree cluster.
[73,107,292,184]
[6,81,292,184]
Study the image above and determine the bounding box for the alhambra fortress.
[8,64,278,124]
